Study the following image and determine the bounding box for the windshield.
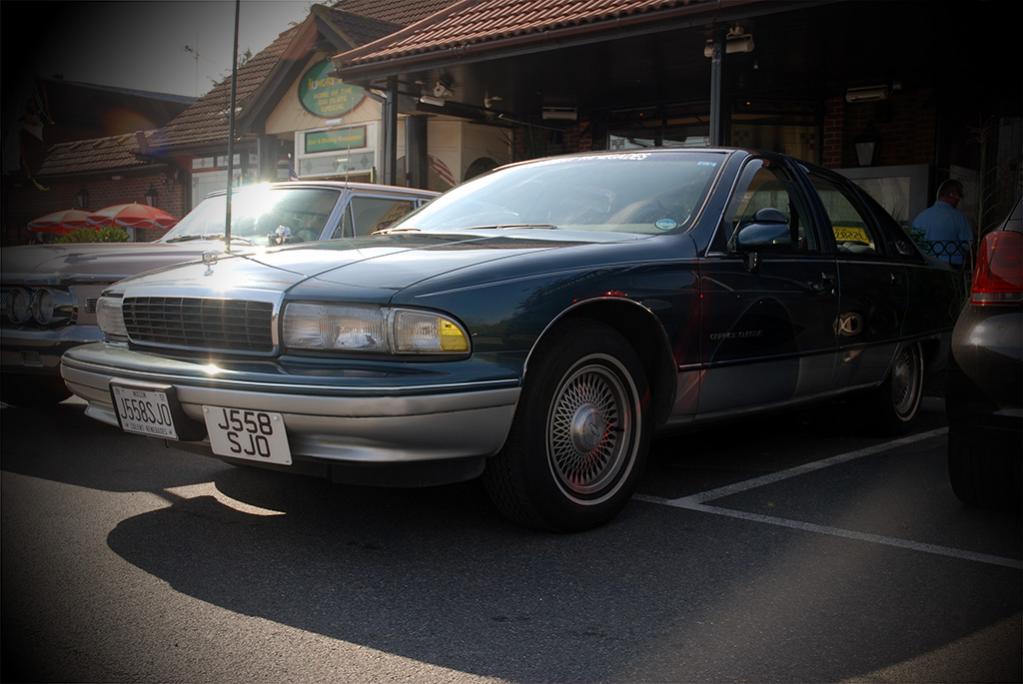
[392,152,723,236]
[160,186,341,246]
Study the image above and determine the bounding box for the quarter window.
[810,174,882,255]
[335,197,417,238]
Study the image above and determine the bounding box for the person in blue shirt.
[911,179,974,267]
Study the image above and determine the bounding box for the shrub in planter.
[56,226,130,243]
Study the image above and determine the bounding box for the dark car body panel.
[109,149,960,418]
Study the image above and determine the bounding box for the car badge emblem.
[202,251,218,275]
[835,312,863,337]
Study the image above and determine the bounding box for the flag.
[429,155,456,187]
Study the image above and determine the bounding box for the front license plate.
[202,406,292,465]
[111,385,179,439]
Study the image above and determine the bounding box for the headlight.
[282,303,470,355]
[283,303,388,352]
[10,288,32,324]
[31,288,75,325]
[96,296,127,338]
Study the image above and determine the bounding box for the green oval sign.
[298,60,365,118]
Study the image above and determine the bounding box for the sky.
[4,0,316,97]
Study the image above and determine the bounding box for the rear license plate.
[202,406,292,465]
[111,385,179,439]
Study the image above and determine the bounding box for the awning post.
[709,27,726,147]
[383,76,399,185]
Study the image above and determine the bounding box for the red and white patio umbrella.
[27,208,104,234]
[90,203,178,230]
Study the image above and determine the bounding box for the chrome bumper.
[61,344,521,466]
[1,324,105,375]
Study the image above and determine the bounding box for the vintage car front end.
[60,262,525,485]
[2,270,112,404]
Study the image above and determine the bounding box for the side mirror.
[731,208,791,252]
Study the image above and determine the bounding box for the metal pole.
[709,28,725,147]
[224,0,240,252]
[384,76,398,185]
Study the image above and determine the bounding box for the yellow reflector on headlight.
[393,310,469,353]
[439,319,469,352]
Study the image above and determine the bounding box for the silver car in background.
[1,181,436,405]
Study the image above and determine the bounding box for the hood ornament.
[202,251,218,275]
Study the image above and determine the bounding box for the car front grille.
[123,297,274,353]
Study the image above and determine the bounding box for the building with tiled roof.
[337,0,719,71]
[38,132,160,177]
[330,0,1020,234]
[333,0,456,26]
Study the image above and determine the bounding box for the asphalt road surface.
[2,395,1020,682]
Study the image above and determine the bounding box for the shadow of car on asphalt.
[99,452,1022,683]
[1,401,226,492]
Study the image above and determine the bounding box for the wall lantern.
[855,127,880,167]
[75,188,89,209]
[144,184,158,207]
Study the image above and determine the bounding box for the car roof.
[206,181,439,199]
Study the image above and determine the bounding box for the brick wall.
[3,168,188,245]
[821,88,936,169]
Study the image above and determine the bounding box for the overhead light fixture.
[419,80,453,108]
[542,106,577,121]
[418,94,446,107]
[703,24,755,57]
[845,85,890,103]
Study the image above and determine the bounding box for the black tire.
[483,320,651,532]
[947,424,1022,511]
[865,342,924,434]
[0,374,72,407]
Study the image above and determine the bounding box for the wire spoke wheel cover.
[890,343,923,421]
[546,354,638,504]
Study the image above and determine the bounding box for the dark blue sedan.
[61,149,963,530]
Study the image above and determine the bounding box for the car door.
[697,157,839,417]
[805,170,909,391]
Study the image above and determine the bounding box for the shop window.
[731,124,817,163]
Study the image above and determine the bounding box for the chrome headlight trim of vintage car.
[31,287,75,325]
[282,303,470,355]
[1,285,75,327]
[95,294,128,339]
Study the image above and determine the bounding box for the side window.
[721,159,817,253]
[332,197,417,238]
[809,174,882,256]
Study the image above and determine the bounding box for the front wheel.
[484,320,650,531]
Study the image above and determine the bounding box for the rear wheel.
[484,320,650,531]
[0,374,72,407]
[865,342,924,434]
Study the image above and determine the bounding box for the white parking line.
[667,427,948,506]
[637,427,1023,570]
